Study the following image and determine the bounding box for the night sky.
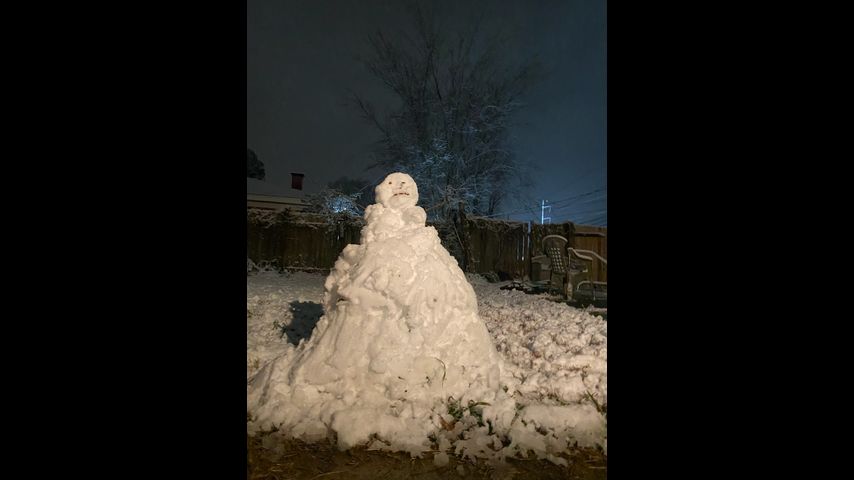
[247,0,606,225]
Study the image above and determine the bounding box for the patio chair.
[567,248,595,300]
[542,235,571,298]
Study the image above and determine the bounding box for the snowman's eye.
[388,182,392,184]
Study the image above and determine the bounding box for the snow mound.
[247,173,606,461]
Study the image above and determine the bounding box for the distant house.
[247,178,309,212]
[247,193,309,212]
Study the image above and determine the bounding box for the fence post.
[455,201,474,272]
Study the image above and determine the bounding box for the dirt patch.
[248,433,606,480]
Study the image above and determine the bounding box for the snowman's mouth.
[393,192,410,196]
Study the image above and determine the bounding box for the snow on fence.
[247,211,364,272]
[247,210,607,281]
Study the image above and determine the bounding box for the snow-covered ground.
[247,269,607,462]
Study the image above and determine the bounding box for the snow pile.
[247,270,321,378]
[247,173,606,463]
[475,286,607,407]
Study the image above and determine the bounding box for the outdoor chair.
[567,248,594,300]
[542,236,601,301]
[542,235,570,298]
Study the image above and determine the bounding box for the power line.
[478,205,539,219]
[538,165,604,201]
[577,210,607,220]
[552,195,607,213]
[544,187,605,205]
[574,213,607,225]
[564,190,608,203]
[543,187,607,208]
[556,198,608,213]
[466,186,608,221]
[534,187,606,223]
[560,207,607,217]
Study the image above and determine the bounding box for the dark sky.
[247,0,606,225]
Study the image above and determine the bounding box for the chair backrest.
[542,235,568,274]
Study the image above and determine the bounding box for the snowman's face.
[375,172,419,210]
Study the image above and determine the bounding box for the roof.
[247,177,307,197]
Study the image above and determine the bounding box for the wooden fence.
[573,225,608,283]
[247,210,607,281]
[247,211,363,272]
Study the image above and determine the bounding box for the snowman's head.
[375,172,419,210]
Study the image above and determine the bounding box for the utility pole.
[540,200,551,224]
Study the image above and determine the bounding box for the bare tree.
[247,148,266,180]
[328,176,374,208]
[352,2,540,223]
[303,188,364,218]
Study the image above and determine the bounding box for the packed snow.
[247,173,607,465]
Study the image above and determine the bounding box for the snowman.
[248,172,506,451]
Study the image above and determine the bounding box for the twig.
[583,390,604,415]
[432,357,447,383]
[308,471,345,480]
